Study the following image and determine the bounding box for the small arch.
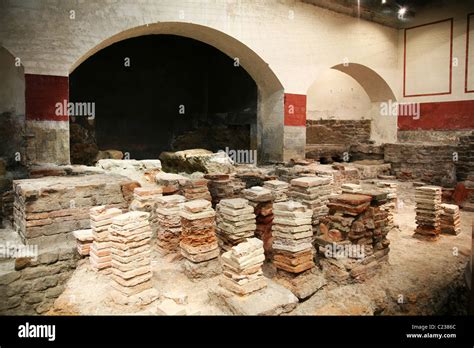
[331,63,396,102]
[307,63,397,145]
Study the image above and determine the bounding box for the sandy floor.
[48,180,472,316]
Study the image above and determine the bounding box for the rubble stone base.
[273,268,326,300]
[182,258,222,281]
[208,279,298,315]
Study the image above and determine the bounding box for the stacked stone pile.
[155,195,185,254]
[289,176,332,227]
[376,181,398,229]
[90,206,122,273]
[155,172,188,195]
[414,186,442,241]
[341,183,362,194]
[263,180,289,202]
[181,178,212,201]
[109,211,153,302]
[73,229,94,256]
[440,203,461,235]
[235,171,266,188]
[272,201,314,273]
[129,187,162,236]
[316,192,391,283]
[275,165,316,183]
[243,186,274,256]
[216,198,256,250]
[271,201,325,299]
[219,238,266,295]
[204,174,244,207]
[180,199,220,278]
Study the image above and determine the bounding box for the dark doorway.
[69,34,257,164]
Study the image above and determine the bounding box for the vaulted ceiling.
[302,0,439,28]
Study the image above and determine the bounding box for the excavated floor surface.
[48,180,472,315]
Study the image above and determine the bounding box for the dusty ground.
[292,181,472,315]
[49,180,472,316]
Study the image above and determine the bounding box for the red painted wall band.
[284,93,306,127]
[398,100,474,130]
[25,74,69,121]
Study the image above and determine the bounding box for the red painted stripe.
[25,74,69,121]
[403,18,453,98]
[466,13,474,94]
[398,100,474,130]
[284,93,306,127]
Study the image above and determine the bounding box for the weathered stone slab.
[208,279,298,315]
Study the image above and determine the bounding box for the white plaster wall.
[397,1,474,103]
[0,0,400,97]
[0,47,25,116]
[404,19,452,96]
[307,69,371,120]
[467,14,474,92]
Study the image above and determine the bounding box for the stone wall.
[0,246,79,315]
[25,120,70,165]
[384,143,458,187]
[456,133,474,182]
[13,173,138,248]
[306,120,371,145]
[397,130,473,145]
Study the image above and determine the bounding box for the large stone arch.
[69,22,285,163]
[307,63,397,144]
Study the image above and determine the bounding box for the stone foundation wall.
[456,133,474,182]
[13,173,138,248]
[306,120,371,145]
[0,246,79,315]
[25,120,70,165]
[397,130,473,145]
[384,143,458,187]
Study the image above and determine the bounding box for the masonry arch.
[307,63,397,145]
[69,22,285,164]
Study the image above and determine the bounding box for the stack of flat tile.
[440,203,461,235]
[73,229,94,256]
[263,180,289,202]
[204,174,236,207]
[181,178,212,201]
[243,186,274,257]
[315,192,391,284]
[155,195,185,254]
[109,211,153,302]
[129,187,162,236]
[275,165,316,183]
[414,186,442,241]
[341,183,362,194]
[271,201,314,273]
[271,201,326,299]
[89,206,122,273]
[216,198,256,250]
[220,238,266,295]
[289,176,333,226]
[155,172,188,195]
[180,199,220,278]
[376,181,398,229]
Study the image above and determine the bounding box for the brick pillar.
[283,93,306,161]
[25,74,70,165]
